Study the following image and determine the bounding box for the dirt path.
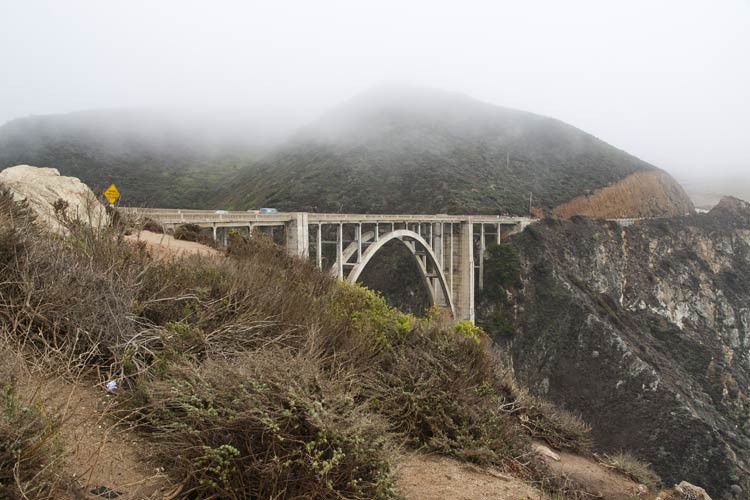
[395,453,546,500]
[396,445,649,500]
[543,449,647,500]
[8,356,172,499]
[125,230,219,259]
[51,381,171,499]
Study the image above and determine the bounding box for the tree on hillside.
[477,243,520,338]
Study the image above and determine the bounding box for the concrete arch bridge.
[124,209,533,322]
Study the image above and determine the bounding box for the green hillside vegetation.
[218,86,662,214]
[0,110,266,208]
[0,189,593,499]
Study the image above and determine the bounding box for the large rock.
[0,165,108,233]
[657,481,713,500]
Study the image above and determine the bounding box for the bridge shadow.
[357,239,431,317]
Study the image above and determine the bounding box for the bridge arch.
[344,229,455,318]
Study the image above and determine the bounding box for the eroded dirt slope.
[553,170,694,218]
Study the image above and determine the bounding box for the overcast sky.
[1,0,748,178]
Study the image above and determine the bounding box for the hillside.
[496,199,750,498]
[217,86,693,216]
[0,88,695,217]
[0,170,662,499]
[0,109,274,207]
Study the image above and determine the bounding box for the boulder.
[0,165,108,233]
[657,481,712,500]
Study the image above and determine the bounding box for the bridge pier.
[455,222,475,322]
[284,213,309,257]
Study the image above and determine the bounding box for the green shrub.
[482,243,521,299]
[476,243,521,338]
[362,320,532,472]
[328,283,413,350]
[133,351,395,499]
[454,320,483,344]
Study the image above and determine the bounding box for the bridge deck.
[121,208,533,225]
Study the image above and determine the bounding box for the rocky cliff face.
[552,170,695,218]
[503,197,750,499]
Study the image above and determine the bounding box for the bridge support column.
[355,223,362,263]
[455,221,475,323]
[285,213,309,258]
[336,223,344,279]
[479,224,485,291]
[316,223,323,270]
[432,223,447,307]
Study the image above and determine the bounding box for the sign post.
[103,184,120,207]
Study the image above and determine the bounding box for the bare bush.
[173,223,212,245]
[514,395,592,454]
[141,217,164,233]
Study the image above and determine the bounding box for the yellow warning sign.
[103,184,120,205]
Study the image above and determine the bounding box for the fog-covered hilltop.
[0,87,695,216]
[218,85,693,216]
[0,109,285,207]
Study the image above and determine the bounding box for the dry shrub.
[173,223,203,241]
[132,350,394,500]
[514,396,592,454]
[141,234,333,335]
[602,451,661,490]
[173,223,215,247]
[0,347,64,499]
[141,217,165,233]
[0,212,153,377]
[0,187,36,266]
